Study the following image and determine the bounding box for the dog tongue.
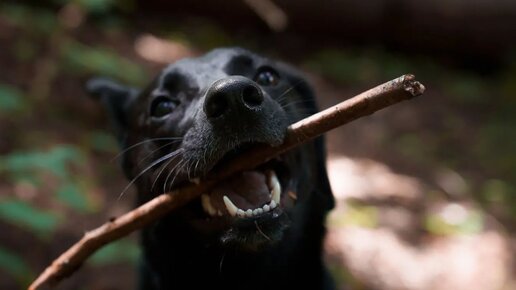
[209,171,271,210]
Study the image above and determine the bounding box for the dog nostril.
[241,85,263,108]
[205,92,228,119]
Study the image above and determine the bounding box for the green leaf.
[89,239,139,266]
[2,145,85,180]
[87,131,119,153]
[0,85,26,113]
[329,203,378,228]
[77,0,116,13]
[1,4,57,34]
[0,200,59,236]
[425,208,483,236]
[0,245,33,284]
[56,183,92,213]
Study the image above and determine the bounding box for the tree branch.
[29,74,425,290]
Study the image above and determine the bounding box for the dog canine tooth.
[270,171,281,205]
[201,194,217,216]
[223,196,238,217]
[270,200,277,209]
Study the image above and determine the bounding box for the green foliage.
[0,200,59,237]
[474,115,516,179]
[305,49,412,85]
[89,239,139,266]
[0,146,98,213]
[1,146,85,181]
[61,40,147,85]
[0,85,27,114]
[444,74,488,105]
[482,179,512,203]
[52,0,135,14]
[329,203,378,228]
[1,3,57,34]
[76,0,116,13]
[85,131,119,153]
[425,208,484,236]
[481,179,516,215]
[0,245,33,285]
[327,263,365,290]
[56,182,92,213]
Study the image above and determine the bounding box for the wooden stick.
[29,74,425,290]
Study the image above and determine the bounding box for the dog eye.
[255,68,280,86]
[150,97,178,118]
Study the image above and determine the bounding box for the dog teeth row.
[223,196,278,218]
[201,171,281,218]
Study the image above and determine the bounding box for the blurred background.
[0,0,515,289]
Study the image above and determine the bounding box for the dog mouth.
[200,165,286,219]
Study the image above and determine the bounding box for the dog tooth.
[263,204,270,212]
[237,209,245,217]
[270,200,277,209]
[270,171,281,205]
[257,208,263,215]
[253,209,260,216]
[223,196,238,217]
[201,194,217,216]
[245,209,253,218]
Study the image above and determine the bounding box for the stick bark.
[29,74,425,290]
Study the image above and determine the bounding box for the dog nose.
[204,76,264,119]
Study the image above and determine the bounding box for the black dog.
[87,48,335,290]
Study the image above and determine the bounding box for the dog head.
[87,47,334,250]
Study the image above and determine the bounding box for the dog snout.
[204,76,264,120]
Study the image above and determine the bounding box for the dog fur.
[87,47,335,290]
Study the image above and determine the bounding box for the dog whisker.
[136,140,183,168]
[275,79,306,104]
[151,151,183,193]
[281,99,314,108]
[194,158,201,176]
[219,252,226,274]
[111,137,183,162]
[163,159,186,193]
[117,149,183,200]
[168,160,190,191]
[254,221,271,241]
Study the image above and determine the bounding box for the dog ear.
[86,78,139,140]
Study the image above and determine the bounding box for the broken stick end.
[402,74,426,97]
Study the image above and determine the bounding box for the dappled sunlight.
[327,155,424,202]
[134,34,194,64]
[325,155,514,290]
[326,228,511,290]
